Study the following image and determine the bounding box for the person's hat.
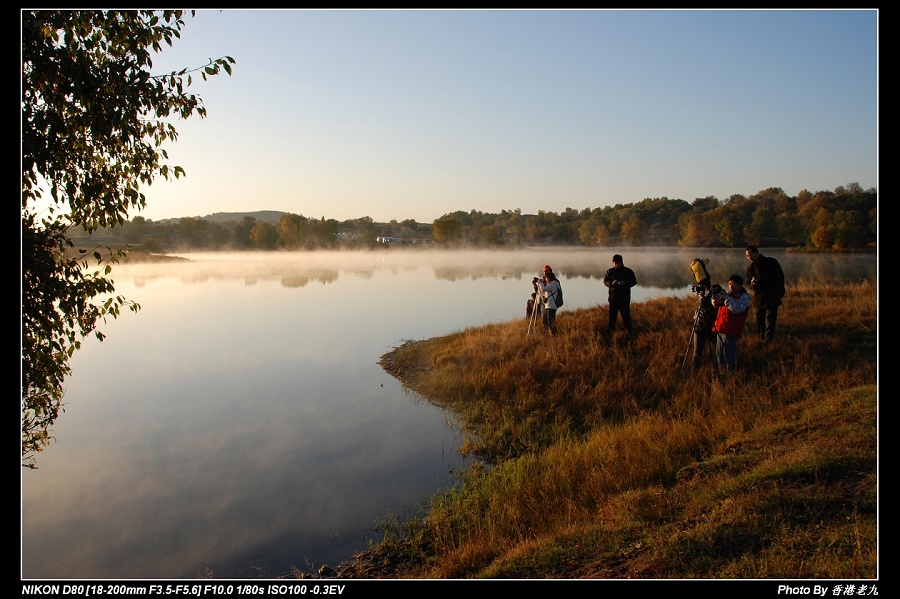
[612,254,623,263]
[542,265,552,272]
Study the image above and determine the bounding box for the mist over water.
[21,248,876,579]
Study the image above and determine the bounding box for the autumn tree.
[776,213,807,246]
[691,196,719,213]
[250,221,279,249]
[233,215,257,248]
[279,213,309,249]
[832,209,868,250]
[810,207,836,249]
[714,209,744,248]
[619,213,647,246]
[578,219,609,246]
[21,10,234,466]
[432,216,462,244]
[177,217,212,248]
[678,209,719,247]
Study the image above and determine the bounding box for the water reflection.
[21,248,876,580]
[128,247,877,290]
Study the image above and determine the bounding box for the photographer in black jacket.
[603,254,637,334]
[745,245,786,343]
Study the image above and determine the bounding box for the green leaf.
[21,10,230,466]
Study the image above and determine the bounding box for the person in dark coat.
[745,246,786,343]
[603,254,637,334]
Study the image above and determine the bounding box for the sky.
[127,9,877,224]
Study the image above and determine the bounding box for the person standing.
[745,245,786,343]
[536,265,560,336]
[711,274,751,373]
[603,254,637,334]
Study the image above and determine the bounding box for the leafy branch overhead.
[21,10,234,466]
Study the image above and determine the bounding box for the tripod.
[681,293,716,370]
[680,300,704,369]
[527,283,542,336]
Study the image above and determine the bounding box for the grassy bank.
[327,280,877,579]
[65,244,189,264]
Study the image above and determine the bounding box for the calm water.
[21,248,877,580]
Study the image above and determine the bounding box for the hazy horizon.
[94,9,874,225]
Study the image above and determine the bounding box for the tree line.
[430,184,875,249]
[81,183,876,252]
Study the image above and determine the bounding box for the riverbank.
[64,243,190,264]
[296,280,877,579]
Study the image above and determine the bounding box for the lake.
[21,247,877,579]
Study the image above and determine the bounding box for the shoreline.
[302,282,877,579]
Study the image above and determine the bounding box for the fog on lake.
[21,247,876,579]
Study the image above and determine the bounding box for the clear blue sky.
[137,9,877,224]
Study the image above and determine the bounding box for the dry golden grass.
[355,281,878,579]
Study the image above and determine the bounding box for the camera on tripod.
[691,283,723,297]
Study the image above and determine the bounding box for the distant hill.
[149,210,289,224]
[198,210,288,223]
[144,210,432,241]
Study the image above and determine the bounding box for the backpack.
[554,283,564,307]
